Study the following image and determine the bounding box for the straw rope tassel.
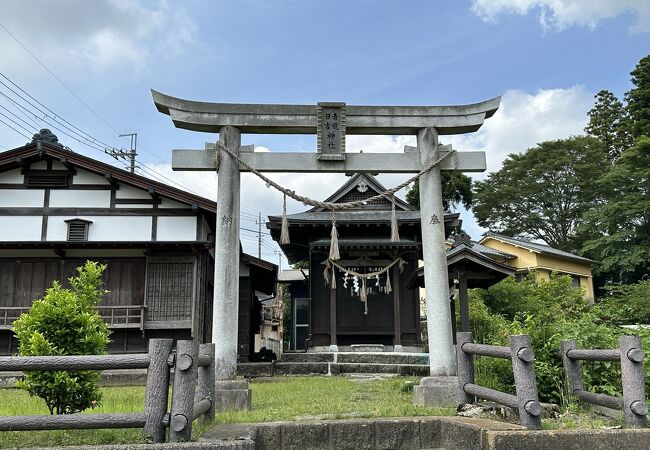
[329,211,340,261]
[390,194,400,242]
[323,261,331,286]
[280,193,290,245]
[331,265,337,289]
[360,277,367,312]
[385,270,392,294]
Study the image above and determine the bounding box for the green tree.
[585,90,631,160]
[579,136,650,284]
[472,136,608,251]
[13,261,111,415]
[406,171,473,211]
[625,54,650,139]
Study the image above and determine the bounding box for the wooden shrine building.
[0,131,276,356]
[268,173,459,352]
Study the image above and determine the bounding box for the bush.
[596,280,650,324]
[13,261,111,415]
[465,274,650,405]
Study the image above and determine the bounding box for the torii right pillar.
[413,126,459,407]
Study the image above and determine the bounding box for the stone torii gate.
[152,91,500,405]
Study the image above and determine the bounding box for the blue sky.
[0,0,648,266]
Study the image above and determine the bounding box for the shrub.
[596,280,650,324]
[465,274,650,405]
[13,261,111,415]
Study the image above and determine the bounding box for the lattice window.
[65,219,91,241]
[337,189,391,208]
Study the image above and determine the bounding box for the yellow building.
[478,234,595,302]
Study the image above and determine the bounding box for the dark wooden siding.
[309,251,331,347]
[238,277,251,360]
[0,258,146,308]
[399,255,421,346]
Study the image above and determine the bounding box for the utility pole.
[257,212,262,259]
[274,249,282,273]
[105,133,137,173]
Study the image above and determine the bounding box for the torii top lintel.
[151,90,501,135]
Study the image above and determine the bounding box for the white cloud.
[0,0,198,73]
[448,85,593,176]
[471,0,650,32]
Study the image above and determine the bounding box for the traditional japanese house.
[268,173,459,352]
[0,130,276,356]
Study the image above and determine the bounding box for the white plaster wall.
[51,161,66,170]
[156,216,197,241]
[115,204,153,208]
[0,169,24,183]
[115,184,150,199]
[0,189,44,207]
[30,161,47,169]
[159,198,189,209]
[49,190,111,207]
[0,216,42,241]
[73,169,110,185]
[47,216,152,241]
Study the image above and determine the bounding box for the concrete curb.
[202,416,650,450]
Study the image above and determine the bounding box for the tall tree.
[580,136,650,284]
[406,171,473,211]
[472,136,608,251]
[585,90,631,160]
[625,54,650,139]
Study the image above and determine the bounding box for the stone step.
[280,352,335,363]
[237,361,430,377]
[280,352,429,365]
[336,353,429,365]
[337,362,429,376]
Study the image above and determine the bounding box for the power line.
[0,116,30,139]
[0,74,117,151]
[0,21,120,134]
[0,73,205,196]
[0,108,35,136]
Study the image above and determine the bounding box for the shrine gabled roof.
[309,173,413,212]
[310,238,420,250]
[273,210,422,223]
[406,243,516,289]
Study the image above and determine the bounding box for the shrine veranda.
[152,91,500,383]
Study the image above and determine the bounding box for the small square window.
[65,219,92,242]
[571,275,581,288]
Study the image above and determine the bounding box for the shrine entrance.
[151,91,500,389]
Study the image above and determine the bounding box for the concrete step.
[337,362,429,376]
[336,353,429,365]
[280,352,429,365]
[237,361,429,377]
[280,352,335,363]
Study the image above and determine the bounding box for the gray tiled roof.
[481,233,595,264]
[272,210,423,222]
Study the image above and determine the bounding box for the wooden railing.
[97,306,146,331]
[561,336,647,428]
[456,332,542,430]
[0,306,146,331]
[0,307,29,330]
[0,339,215,443]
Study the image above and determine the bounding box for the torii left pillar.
[212,125,251,411]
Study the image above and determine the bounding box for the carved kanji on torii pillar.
[152,90,500,383]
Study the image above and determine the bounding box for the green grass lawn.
[0,376,452,448]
